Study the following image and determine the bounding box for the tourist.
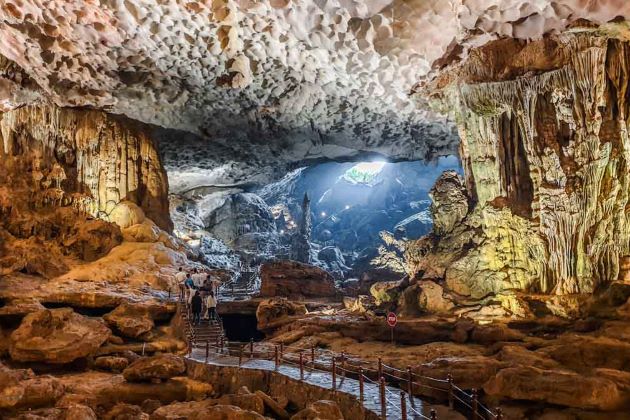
[192,268,205,289]
[175,267,187,298]
[191,291,203,326]
[184,273,195,304]
[206,291,217,323]
[207,273,221,295]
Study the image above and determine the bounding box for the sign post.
[387,312,397,345]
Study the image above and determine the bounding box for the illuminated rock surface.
[410,32,630,304]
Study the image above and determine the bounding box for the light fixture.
[345,205,350,210]
[321,212,326,217]
[280,229,285,234]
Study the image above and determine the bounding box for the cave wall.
[0,104,172,232]
[421,33,630,298]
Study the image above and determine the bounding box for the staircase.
[218,267,260,301]
[180,304,226,349]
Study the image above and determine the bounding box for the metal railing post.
[299,352,304,380]
[205,340,209,362]
[472,388,479,419]
[220,335,225,353]
[496,407,503,420]
[447,373,454,409]
[359,367,364,402]
[250,338,254,359]
[238,346,243,366]
[341,352,346,378]
[311,346,315,367]
[400,391,407,420]
[379,377,386,420]
[378,357,383,380]
[274,346,279,370]
[430,408,437,420]
[332,358,337,390]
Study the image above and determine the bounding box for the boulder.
[110,201,146,229]
[256,298,307,331]
[9,308,111,364]
[370,279,404,306]
[123,354,186,382]
[17,375,65,408]
[483,366,630,411]
[122,219,160,243]
[0,365,28,408]
[104,303,155,339]
[538,335,630,372]
[0,298,45,318]
[260,260,337,299]
[291,400,344,420]
[254,390,290,419]
[398,281,454,316]
[104,403,149,420]
[417,281,454,313]
[151,401,265,420]
[216,394,265,415]
[94,356,130,373]
[62,404,98,420]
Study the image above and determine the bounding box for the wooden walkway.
[186,348,458,420]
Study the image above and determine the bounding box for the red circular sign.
[387,312,397,327]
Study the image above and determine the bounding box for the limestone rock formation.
[204,193,275,244]
[94,357,130,374]
[260,261,337,299]
[411,32,630,306]
[429,171,469,236]
[9,309,111,364]
[0,104,172,232]
[104,303,155,340]
[256,298,308,332]
[291,193,312,264]
[122,355,186,383]
[291,400,344,420]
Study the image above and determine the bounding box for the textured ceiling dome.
[1,1,629,189]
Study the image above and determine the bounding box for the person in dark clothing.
[191,291,203,325]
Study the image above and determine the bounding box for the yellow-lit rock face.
[0,104,171,232]
[421,33,630,297]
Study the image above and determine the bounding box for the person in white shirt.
[174,267,187,293]
[192,269,205,289]
[205,291,217,323]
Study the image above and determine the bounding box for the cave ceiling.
[1,0,629,191]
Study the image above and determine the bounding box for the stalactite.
[0,104,172,232]
[442,33,630,296]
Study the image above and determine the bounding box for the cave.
[2,2,630,420]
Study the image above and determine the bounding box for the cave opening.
[220,313,265,342]
[174,156,462,281]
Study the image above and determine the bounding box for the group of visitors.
[175,267,221,325]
